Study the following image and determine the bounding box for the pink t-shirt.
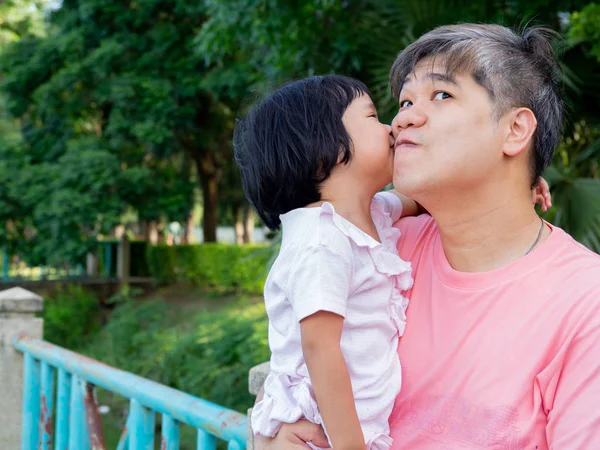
[389,215,600,450]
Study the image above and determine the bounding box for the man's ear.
[502,107,537,157]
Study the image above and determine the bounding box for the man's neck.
[427,193,551,273]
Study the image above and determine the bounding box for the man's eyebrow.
[402,71,460,88]
[427,72,459,86]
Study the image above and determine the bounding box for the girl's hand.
[533,177,552,212]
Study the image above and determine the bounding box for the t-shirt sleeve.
[286,244,352,321]
[374,191,404,222]
[545,290,600,448]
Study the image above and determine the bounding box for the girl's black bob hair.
[233,75,371,230]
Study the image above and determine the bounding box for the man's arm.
[253,419,329,450]
[546,290,600,448]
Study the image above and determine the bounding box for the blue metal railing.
[13,334,247,450]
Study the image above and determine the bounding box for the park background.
[1,0,600,447]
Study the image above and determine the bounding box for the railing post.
[86,251,99,277]
[117,236,131,285]
[0,287,44,449]
[247,362,270,450]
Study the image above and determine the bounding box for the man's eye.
[433,91,452,100]
[399,100,412,108]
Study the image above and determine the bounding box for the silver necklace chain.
[524,217,545,256]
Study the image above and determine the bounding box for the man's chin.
[393,175,431,199]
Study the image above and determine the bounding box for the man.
[260,24,600,449]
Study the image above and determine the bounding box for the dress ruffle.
[319,200,413,337]
[366,431,394,450]
[252,372,323,437]
[253,370,395,450]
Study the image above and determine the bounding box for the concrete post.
[86,252,99,277]
[247,362,270,450]
[117,236,131,285]
[0,287,44,449]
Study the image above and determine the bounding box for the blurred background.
[1,0,599,447]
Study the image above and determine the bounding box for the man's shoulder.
[549,226,600,302]
[554,226,600,272]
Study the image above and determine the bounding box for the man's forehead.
[402,57,466,89]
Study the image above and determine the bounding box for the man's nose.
[391,107,427,136]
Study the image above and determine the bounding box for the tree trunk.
[200,174,219,242]
[185,215,195,244]
[180,152,195,245]
[243,204,255,244]
[193,152,221,243]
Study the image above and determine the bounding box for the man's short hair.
[390,24,564,185]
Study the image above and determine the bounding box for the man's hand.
[254,421,330,450]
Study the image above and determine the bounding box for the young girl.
[234,75,551,450]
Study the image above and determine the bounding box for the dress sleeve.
[286,244,353,322]
[373,191,404,222]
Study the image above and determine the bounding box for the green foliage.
[166,302,269,412]
[196,0,365,100]
[42,285,102,349]
[147,243,270,294]
[570,4,600,62]
[0,0,49,46]
[543,121,600,251]
[0,0,230,264]
[83,295,269,413]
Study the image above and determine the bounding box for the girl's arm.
[300,311,364,450]
[388,190,420,217]
[383,190,423,217]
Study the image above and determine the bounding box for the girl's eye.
[433,91,452,101]
[399,100,412,108]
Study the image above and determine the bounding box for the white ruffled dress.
[251,192,413,450]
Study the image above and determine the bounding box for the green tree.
[544,3,600,250]
[196,0,366,100]
[0,0,49,46]
[0,0,234,269]
[570,3,600,61]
